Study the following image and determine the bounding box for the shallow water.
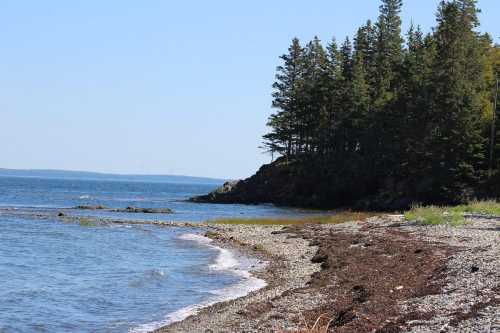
[0,176,316,332]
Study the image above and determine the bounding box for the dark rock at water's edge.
[73,205,173,214]
[113,206,173,214]
[75,205,108,210]
[189,156,429,211]
[189,157,327,207]
[190,180,244,203]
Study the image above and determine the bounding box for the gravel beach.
[154,215,499,333]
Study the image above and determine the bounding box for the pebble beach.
[155,216,500,333]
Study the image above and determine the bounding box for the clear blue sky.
[1,1,498,179]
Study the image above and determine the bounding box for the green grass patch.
[460,200,500,216]
[404,200,500,226]
[210,211,378,226]
[78,217,98,227]
[404,206,465,226]
[253,244,265,251]
[204,231,219,239]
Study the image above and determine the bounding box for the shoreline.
[130,232,269,333]
[153,216,499,333]
[154,223,322,333]
[3,205,498,332]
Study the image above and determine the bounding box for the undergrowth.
[404,200,500,225]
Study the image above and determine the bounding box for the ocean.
[0,175,313,332]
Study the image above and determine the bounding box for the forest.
[260,0,500,209]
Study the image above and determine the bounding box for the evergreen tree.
[263,38,304,157]
[300,37,330,153]
[370,0,405,183]
[324,38,349,155]
[425,0,486,201]
[398,26,436,199]
[489,46,500,177]
[347,35,370,154]
[260,0,499,209]
[373,0,404,106]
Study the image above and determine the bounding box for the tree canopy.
[263,0,499,208]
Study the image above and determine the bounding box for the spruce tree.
[373,0,404,106]
[426,0,486,201]
[370,0,405,184]
[398,26,435,199]
[260,0,499,209]
[300,37,330,154]
[264,38,305,157]
[325,39,346,155]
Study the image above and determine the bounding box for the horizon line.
[0,167,228,182]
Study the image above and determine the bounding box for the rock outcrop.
[112,206,173,214]
[189,158,306,206]
[74,205,173,214]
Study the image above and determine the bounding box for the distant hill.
[0,168,226,185]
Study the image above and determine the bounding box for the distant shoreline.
[0,168,226,185]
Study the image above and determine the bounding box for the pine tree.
[260,0,499,209]
[300,37,330,154]
[324,38,342,154]
[370,0,405,183]
[397,26,436,199]
[425,0,486,201]
[336,38,354,155]
[373,0,404,106]
[349,33,371,154]
[490,45,500,177]
[354,20,376,74]
[263,38,305,157]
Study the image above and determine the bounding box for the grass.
[77,217,98,227]
[210,211,379,226]
[253,243,265,251]
[204,231,219,239]
[454,200,500,216]
[404,206,465,226]
[404,200,500,225]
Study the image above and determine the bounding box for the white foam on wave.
[177,233,213,245]
[129,233,267,333]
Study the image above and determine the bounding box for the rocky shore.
[156,216,499,333]
[73,205,173,214]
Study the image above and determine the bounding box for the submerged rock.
[113,206,173,214]
[73,205,173,214]
[74,205,108,210]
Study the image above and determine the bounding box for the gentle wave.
[128,269,168,288]
[0,203,65,209]
[130,233,267,333]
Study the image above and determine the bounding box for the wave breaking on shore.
[130,233,267,333]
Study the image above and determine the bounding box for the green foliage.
[458,200,500,215]
[78,217,98,227]
[210,212,379,225]
[262,0,498,209]
[204,231,219,239]
[404,200,500,225]
[253,244,265,251]
[404,206,465,226]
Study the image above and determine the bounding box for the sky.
[1,1,499,179]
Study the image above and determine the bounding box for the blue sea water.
[0,175,314,332]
